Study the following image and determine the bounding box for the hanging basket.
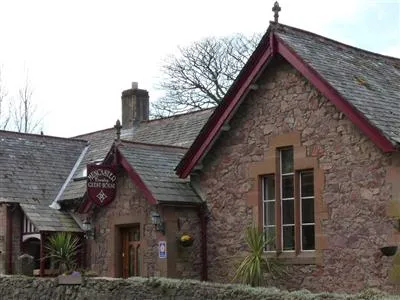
[178,234,194,247]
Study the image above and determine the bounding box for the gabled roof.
[60,109,212,202]
[275,24,400,144]
[176,22,400,178]
[79,141,202,212]
[59,128,116,201]
[117,141,201,204]
[0,130,87,204]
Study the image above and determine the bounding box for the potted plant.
[45,232,82,285]
[178,233,194,247]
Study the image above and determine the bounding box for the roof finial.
[272,1,281,23]
[114,119,122,141]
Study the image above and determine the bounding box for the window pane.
[264,227,276,251]
[281,148,293,174]
[263,176,275,200]
[301,172,314,197]
[283,226,295,250]
[301,198,314,223]
[282,199,294,224]
[302,225,315,250]
[264,201,275,225]
[282,175,294,199]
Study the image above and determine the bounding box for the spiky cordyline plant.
[232,225,284,287]
[45,232,80,274]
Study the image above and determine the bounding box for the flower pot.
[179,239,194,247]
[178,234,194,247]
[380,246,398,257]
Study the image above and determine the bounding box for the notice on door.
[159,241,167,258]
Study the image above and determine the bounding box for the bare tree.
[152,33,261,117]
[13,75,41,133]
[0,68,10,130]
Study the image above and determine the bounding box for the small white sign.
[159,241,167,258]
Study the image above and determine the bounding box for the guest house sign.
[87,164,117,207]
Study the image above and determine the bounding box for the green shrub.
[232,226,284,287]
[45,232,80,274]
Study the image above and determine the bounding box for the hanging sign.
[159,241,167,258]
[87,164,117,207]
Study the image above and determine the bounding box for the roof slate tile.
[118,142,201,204]
[20,203,82,232]
[0,131,87,205]
[274,24,400,144]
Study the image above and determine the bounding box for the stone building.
[0,20,400,293]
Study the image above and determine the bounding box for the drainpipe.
[6,204,13,274]
[198,203,208,281]
[40,232,45,277]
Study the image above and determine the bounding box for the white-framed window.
[281,148,295,251]
[262,175,275,251]
[300,171,315,251]
[261,147,315,253]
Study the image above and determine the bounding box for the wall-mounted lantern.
[151,212,165,235]
[82,218,95,240]
[380,246,397,257]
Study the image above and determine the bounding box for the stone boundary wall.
[0,276,398,300]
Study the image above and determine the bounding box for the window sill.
[265,251,316,265]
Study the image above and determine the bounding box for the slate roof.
[176,22,400,177]
[274,23,400,144]
[20,203,82,232]
[59,109,212,202]
[59,128,115,201]
[131,109,213,147]
[0,131,87,204]
[118,141,201,204]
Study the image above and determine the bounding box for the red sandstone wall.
[175,207,202,280]
[89,174,158,277]
[88,173,202,280]
[196,58,397,292]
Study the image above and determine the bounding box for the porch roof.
[20,203,82,232]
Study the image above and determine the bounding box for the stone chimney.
[121,82,149,128]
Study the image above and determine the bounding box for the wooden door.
[121,225,141,278]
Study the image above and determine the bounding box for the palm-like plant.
[45,232,80,274]
[233,226,284,287]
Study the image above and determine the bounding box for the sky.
[0,0,399,137]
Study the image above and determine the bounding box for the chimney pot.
[132,82,138,89]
